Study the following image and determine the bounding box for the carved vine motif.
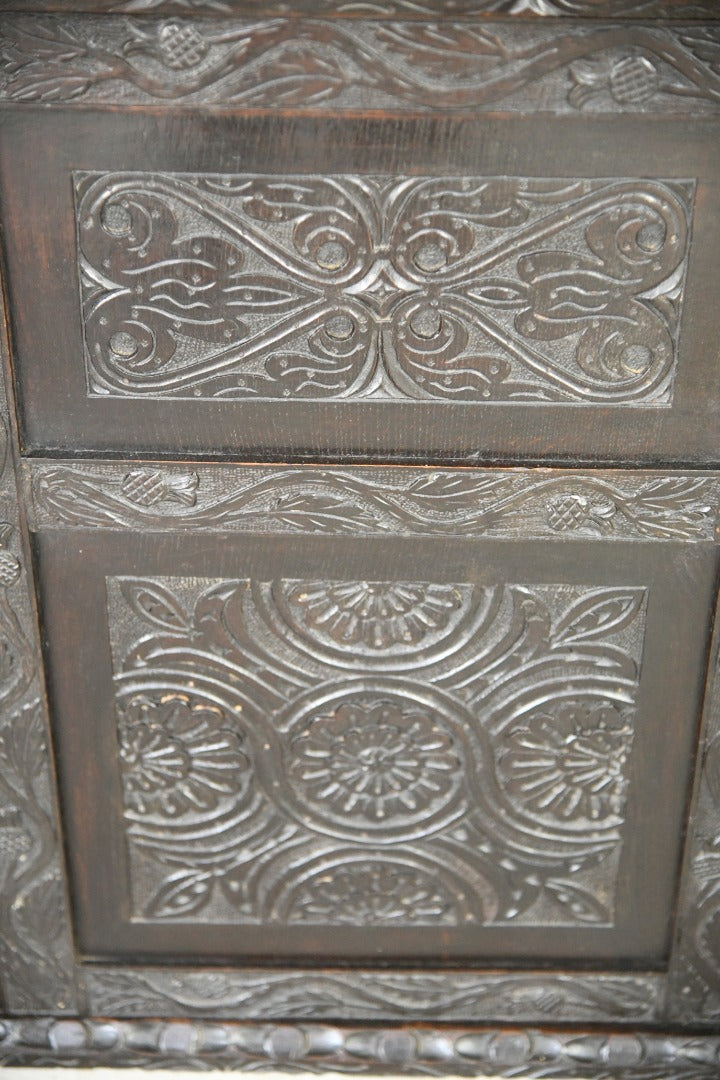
[2,16,720,111]
[3,1016,720,1076]
[30,464,720,542]
[75,172,692,404]
[82,965,663,1022]
[108,576,645,928]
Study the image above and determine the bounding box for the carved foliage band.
[30,464,720,543]
[108,576,646,931]
[2,17,720,112]
[75,172,693,405]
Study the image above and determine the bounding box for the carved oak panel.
[35,522,714,964]
[108,576,644,929]
[75,172,693,405]
[3,5,720,1069]
[1,110,719,462]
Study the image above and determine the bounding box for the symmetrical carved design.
[29,463,720,542]
[3,1016,720,1076]
[83,966,663,1022]
[107,575,645,928]
[668,638,720,1023]
[2,17,720,111]
[0,413,77,1010]
[75,172,692,404]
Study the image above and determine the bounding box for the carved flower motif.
[498,702,632,822]
[546,493,616,532]
[288,699,460,822]
[285,580,464,649]
[118,694,249,817]
[286,861,457,925]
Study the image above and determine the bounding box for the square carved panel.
[34,514,714,965]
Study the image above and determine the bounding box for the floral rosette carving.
[281,580,467,651]
[118,693,251,818]
[496,700,634,826]
[285,696,464,833]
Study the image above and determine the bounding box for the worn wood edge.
[2,1018,720,1075]
[0,217,79,1014]
[1,14,720,113]
[666,570,720,1022]
[22,460,720,544]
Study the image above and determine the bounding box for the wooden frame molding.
[2,1018,720,1075]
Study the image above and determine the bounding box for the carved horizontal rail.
[25,462,720,542]
[1,15,720,112]
[2,1017,720,1075]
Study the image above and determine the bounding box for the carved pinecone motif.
[156,23,209,70]
[0,550,21,588]
[609,56,659,105]
[121,470,198,507]
[546,494,590,531]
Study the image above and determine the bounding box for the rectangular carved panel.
[2,108,718,462]
[75,172,693,405]
[108,576,646,930]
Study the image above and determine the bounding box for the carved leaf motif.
[119,580,191,632]
[544,879,611,924]
[552,590,644,645]
[375,23,509,75]
[629,477,716,539]
[679,30,720,75]
[236,46,347,106]
[145,869,214,918]
[404,472,515,508]
[272,493,380,532]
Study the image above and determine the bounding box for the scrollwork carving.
[75,172,693,404]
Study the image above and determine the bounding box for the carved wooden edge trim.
[3,1017,720,1075]
[0,253,78,1013]
[3,2,720,20]
[24,461,720,544]
[1,15,720,112]
[666,576,720,1023]
[81,967,664,1024]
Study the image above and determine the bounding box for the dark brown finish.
[2,110,720,463]
[36,524,713,964]
[2,5,720,1074]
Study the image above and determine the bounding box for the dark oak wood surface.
[1,5,720,1076]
